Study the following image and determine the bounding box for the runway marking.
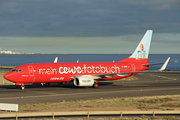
[1,87,180,100]
[145,74,177,81]
[122,85,150,86]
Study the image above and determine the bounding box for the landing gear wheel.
[93,83,98,88]
[20,86,25,90]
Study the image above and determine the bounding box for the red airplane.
[4,30,167,90]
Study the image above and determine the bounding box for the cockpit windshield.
[11,69,22,72]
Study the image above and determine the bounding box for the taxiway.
[0,71,180,104]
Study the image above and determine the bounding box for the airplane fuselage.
[4,62,148,85]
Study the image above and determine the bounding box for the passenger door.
[28,65,35,83]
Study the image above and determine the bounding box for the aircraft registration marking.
[22,75,29,77]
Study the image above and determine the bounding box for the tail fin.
[119,30,153,63]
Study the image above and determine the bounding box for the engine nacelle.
[73,76,94,87]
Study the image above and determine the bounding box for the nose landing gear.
[20,86,25,90]
[16,83,25,90]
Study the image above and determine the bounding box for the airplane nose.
[4,73,13,81]
[4,73,10,80]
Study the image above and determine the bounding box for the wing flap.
[71,71,140,80]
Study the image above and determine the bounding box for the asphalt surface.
[0,71,180,104]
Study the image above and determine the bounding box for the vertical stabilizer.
[119,30,153,63]
[130,30,153,59]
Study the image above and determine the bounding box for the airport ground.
[1,68,180,119]
[0,69,180,104]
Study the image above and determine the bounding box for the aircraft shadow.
[0,82,113,90]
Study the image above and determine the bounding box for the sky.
[0,0,180,54]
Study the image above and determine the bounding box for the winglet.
[54,57,58,63]
[158,57,170,71]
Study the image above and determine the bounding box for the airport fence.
[1,111,180,119]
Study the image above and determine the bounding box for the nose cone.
[4,72,14,82]
[4,73,10,80]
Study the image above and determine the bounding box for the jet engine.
[73,76,94,87]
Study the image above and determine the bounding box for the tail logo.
[135,44,147,59]
[128,30,153,60]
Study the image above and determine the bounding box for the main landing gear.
[93,80,98,88]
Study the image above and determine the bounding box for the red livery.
[4,30,154,90]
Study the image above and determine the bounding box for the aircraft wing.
[71,68,172,80]
[72,71,141,80]
[72,57,177,80]
[142,57,177,67]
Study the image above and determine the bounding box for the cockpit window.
[11,69,22,72]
